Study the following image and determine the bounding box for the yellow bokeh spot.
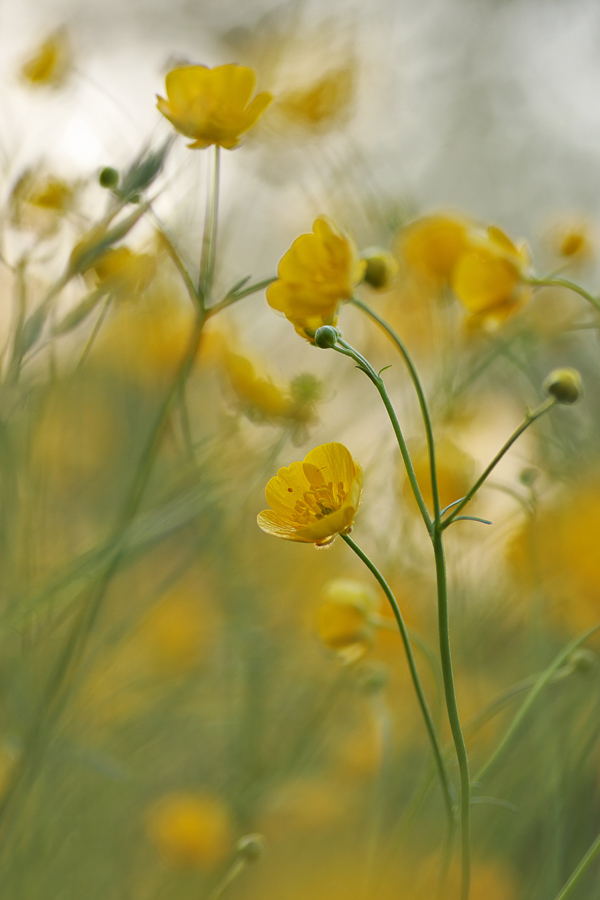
[146,792,232,868]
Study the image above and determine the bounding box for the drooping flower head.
[257,442,362,546]
[157,64,273,149]
[266,217,366,340]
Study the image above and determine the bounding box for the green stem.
[432,526,471,900]
[207,858,247,900]
[334,339,432,533]
[350,297,441,521]
[0,309,208,849]
[526,275,600,314]
[341,534,456,831]
[552,831,600,900]
[474,623,600,784]
[199,145,220,305]
[441,398,557,530]
[206,276,277,318]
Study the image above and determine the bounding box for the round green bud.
[543,368,583,405]
[314,325,339,349]
[570,648,596,676]
[98,167,119,189]
[519,467,539,487]
[361,248,398,290]
[356,662,389,695]
[235,833,266,863]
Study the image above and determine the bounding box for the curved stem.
[350,296,441,521]
[441,397,557,530]
[199,145,220,305]
[341,534,456,833]
[526,275,600,314]
[334,340,432,533]
[474,622,600,784]
[552,829,600,900]
[433,527,471,900]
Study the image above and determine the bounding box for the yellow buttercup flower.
[401,214,470,282]
[452,225,531,329]
[157,64,273,149]
[92,246,156,299]
[257,442,362,546]
[266,217,366,340]
[20,29,71,88]
[146,792,232,868]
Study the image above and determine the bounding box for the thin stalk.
[341,534,456,831]
[441,398,557,529]
[207,276,277,318]
[552,831,600,900]
[207,858,247,900]
[199,145,220,305]
[350,296,441,521]
[334,339,432,533]
[474,623,600,784]
[0,309,208,849]
[433,527,471,900]
[526,275,600,314]
[75,293,113,370]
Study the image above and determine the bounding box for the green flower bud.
[570,648,596,676]
[235,833,266,863]
[543,368,583,405]
[99,167,119,189]
[356,662,389,695]
[360,248,398,290]
[314,325,339,349]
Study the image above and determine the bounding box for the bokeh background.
[0,1,599,899]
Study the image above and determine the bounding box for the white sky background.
[2,0,600,241]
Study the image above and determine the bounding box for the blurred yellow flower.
[10,170,75,234]
[509,477,600,634]
[222,348,294,420]
[452,225,531,329]
[401,436,475,515]
[140,590,213,675]
[316,578,379,662]
[157,64,273,149]
[401,214,470,282]
[266,217,366,340]
[257,442,362,546]
[548,217,595,261]
[146,792,232,868]
[277,66,355,131]
[92,246,156,299]
[20,29,72,88]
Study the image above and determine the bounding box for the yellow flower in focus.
[92,246,157,299]
[257,442,362,546]
[277,66,355,131]
[20,29,71,88]
[146,792,232,868]
[452,225,531,329]
[266,217,366,340]
[401,215,470,282]
[317,578,379,662]
[157,64,273,149]
[401,437,475,516]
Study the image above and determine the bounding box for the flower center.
[290,481,347,526]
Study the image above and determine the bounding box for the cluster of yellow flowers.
[401,214,531,329]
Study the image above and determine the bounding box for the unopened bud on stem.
[543,368,582,405]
